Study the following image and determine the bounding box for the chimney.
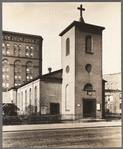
[48,67,52,73]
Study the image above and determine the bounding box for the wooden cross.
[77,4,85,18]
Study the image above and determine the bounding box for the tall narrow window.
[2,59,9,89]
[6,43,10,55]
[35,86,37,112]
[18,93,20,110]
[2,83,5,88]
[120,103,122,109]
[29,88,32,111]
[66,38,70,56]
[21,92,23,111]
[26,62,33,82]
[14,60,21,86]
[30,46,34,58]
[2,43,6,55]
[25,90,27,111]
[14,44,18,56]
[85,35,93,53]
[25,45,30,57]
[18,44,22,57]
[119,93,122,99]
[65,84,70,111]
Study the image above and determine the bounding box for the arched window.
[14,44,18,56]
[66,38,70,56]
[14,60,21,86]
[85,35,93,53]
[2,42,6,55]
[25,45,30,57]
[2,59,9,72]
[35,86,37,112]
[30,46,34,58]
[65,84,70,111]
[26,62,33,82]
[6,43,10,55]
[18,44,22,57]
[84,83,93,91]
[25,90,27,111]
[2,59,9,89]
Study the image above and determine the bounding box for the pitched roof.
[8,69,63,91]
[42,69,63,79]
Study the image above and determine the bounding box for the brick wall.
[75,27,103,118]
[2,31,43,91]
[40,80,62,114]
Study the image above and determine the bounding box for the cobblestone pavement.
[3,127,121,148]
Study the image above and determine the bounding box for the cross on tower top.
[77,4,85,23]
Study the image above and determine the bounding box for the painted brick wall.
[2,91,12,103]
[61,26,75,116]
[16,79,40,115]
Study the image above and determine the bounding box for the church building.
[8,5,105,119]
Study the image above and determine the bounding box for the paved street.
[3,126,121,148]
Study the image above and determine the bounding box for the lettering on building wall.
[2,34,39,44]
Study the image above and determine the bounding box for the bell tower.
[59,5,105,119]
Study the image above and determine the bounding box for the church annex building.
[5,5,106,120]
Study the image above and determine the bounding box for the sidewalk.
[3,120,121,132]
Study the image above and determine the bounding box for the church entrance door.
[50,103,59,115]
[83,99,96,118]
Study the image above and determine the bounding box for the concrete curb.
[3,125,121,133]
[3,121,121,132]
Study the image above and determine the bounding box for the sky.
[2,2,121,75]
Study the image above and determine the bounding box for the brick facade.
[40,79,62,114]
[2,31,43,92]
[2,31,43,103]
[59,21,105,119]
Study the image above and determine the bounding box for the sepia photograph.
[2,2,121,148]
